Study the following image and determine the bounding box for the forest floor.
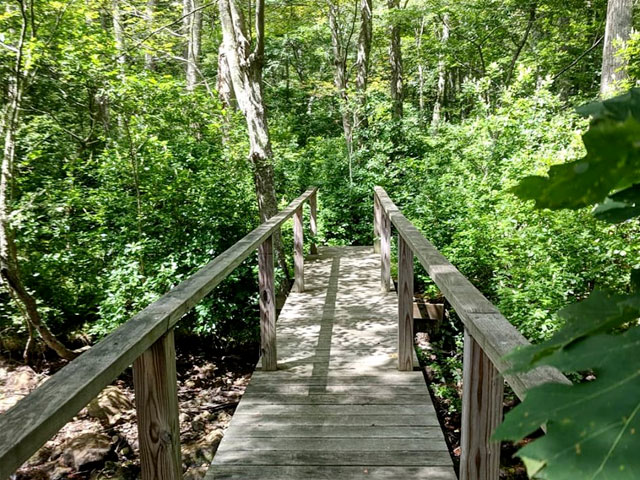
[1,343,255,480]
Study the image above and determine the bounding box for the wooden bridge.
[0,187,568,480]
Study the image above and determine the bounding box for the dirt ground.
[1,349,254,480]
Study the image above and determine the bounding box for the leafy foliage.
[494,91,640,479]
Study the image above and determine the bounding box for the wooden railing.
[373,186,569,480]
[0,188,318,480]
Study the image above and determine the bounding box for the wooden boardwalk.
[206,246,456,480]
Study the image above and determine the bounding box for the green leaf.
[512,89,640,211]
[593,184,640,223]
[494,326,640,480]
[505,290,640,371]
[576,88,640,122]
[511,115,640,210]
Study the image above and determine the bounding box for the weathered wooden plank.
[310,191,318,255]
[223,424,444,439]
[293,205,305,292]
[380,208,391,292]
[212,450,453,467]
[228,414,440,427]
[258,235,277,371]
[232,403,435,416]
[373,192,381,254]
[207,466,457,480]
[0,188,317,478]
[248,372,427,385]
[132,330,182,480]
[460,329,503,480]
[218,437,449,452]
[245,385,429,395]
[465,312,570,399]
[237,393,430,406]
[397,235,414,371]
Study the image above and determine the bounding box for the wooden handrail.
[373,186,569,480]
[0,187,317,480]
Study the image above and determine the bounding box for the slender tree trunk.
[144,0,156,70]
[388,0,403,120]
[112,0,126,77]
[217,45,236,109]
[432,13,449,127]
[218,0,291,287]
[505,4,536,86]
[185,0,203,91]
[416,16,425,115]
[354,0,372,130]
[328,1,353,159]
[1,1,76,361]
[601,0,633,97]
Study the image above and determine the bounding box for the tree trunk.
[432,13,449,127]
[505,4,536,86]
[218,0,291,287]
[388,0,403,120]
[601,0,633,98]
[416,16,426,114]
[1,1,77,361]
[185,0,203,91]
[354,0,372,130]
[144,0,156,70]
[112,0,126,77]
[217,45,236,109]
[328,1,353,158]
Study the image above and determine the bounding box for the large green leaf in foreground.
[512,88,640,213]
[504,289,640,370]
[494,325,640,479]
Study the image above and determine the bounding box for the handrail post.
[373,193,381,254]
[310,190,318,255]
[293,205,305,292]
[397,235,414,371]
[258,234,277,370]
[460,328,504,480]
[133,330,182,480]
[380,209,391,292]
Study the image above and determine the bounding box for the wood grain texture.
[310,191,318,255]
[210,450,454,467]
[207,247,455,479]
[397,235,414,371]
[258,235,277,371]
[374,186,569,397]
[0,188,317,479]
[460,329,503,480]
[207,465,457,480]
[380,209,391,293]
[293,205,305,293]
[132,330,182,480]
[373,193,381,254]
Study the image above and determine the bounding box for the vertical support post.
[373,193,381,254]
[310,191,318,255]
[380,210,391,292]
[133,330,182,480]
[293,205,304,292]
[258,234,277,370]
[460,328,504,480]
[397,235,414,371]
